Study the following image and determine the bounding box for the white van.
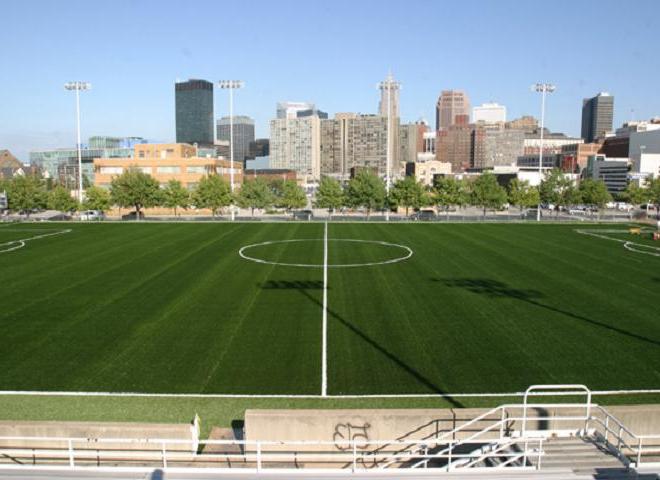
[79,210,105,221]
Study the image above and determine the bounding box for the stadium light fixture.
[64,81,92,205]
[378,73,401,221]
[531,83,556,222]
[218,80,244,221]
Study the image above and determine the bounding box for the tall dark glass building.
[581,92,614,143]
[175,79,214,145]
[216,115,255,164]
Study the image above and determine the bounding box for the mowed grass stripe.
[0,224,245,390]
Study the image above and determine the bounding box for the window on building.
[99,166,124,174]
[157,166,180,174]
[186,166,206,174]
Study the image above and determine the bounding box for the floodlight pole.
[533,83,555,222]
[219,80,244,221]
[64,81,91,205]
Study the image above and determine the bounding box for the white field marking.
[0,229,71,254]
[238,238,413,268]
[321,222,328,397]
[0,389,658,399]
[576,228,660,258]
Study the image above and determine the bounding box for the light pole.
[64,81,91,205]
[378,74,401,221]
[218,80,244,221]
[532,83,556,221]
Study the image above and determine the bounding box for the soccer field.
[0,221,658,397]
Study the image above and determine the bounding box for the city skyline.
[1,0,660,162]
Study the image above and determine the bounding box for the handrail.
[522,385,591,436]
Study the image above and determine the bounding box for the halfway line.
[321,221,328,397]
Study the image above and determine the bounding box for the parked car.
[410,210,437,221]
[79,210,105,221]
[292,210,313,221]
[121,211,145,221]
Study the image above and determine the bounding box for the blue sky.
[1,0,658,161]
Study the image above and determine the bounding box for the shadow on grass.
[260,280,463,407]
[434,278,660,348]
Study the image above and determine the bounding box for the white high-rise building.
[270,116,321,180]
[473,103,506,124]
[276,102,316,120]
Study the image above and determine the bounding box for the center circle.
[238,239,413,268]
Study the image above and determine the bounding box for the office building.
[436,124,473,172]
[406,160,451,186]
[629,129,660,181]
[559,143,602,174]
[270,116,321,180]
[216,115,255,165]
[378,73,401,119]
[175,79,214,145]
[93,143,242,191]
[586,155,630,195]
[399,123,423,169]
[581,92,614,142]
[319,114,395,179]
[276,102,316,119]
[506,116,539,133]
[474,126,525,169]
[30,136,147,188]
[436,90,470,131]
[473,103,506,124]
[297,108,328,119]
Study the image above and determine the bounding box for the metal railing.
[1,385,658,473]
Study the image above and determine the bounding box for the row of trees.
[0,168,308,217]
[3,167,660,218]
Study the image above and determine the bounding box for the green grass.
[0,222,659,426]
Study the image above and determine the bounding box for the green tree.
[275,180,307,213]
[6,175,47,216]
[314,176,344,217]
[162,179,191,217]
[390,176,426,216]
[579,178,612,219]
[344,170,386,218]
[237,178,274,216]
[192,175,232,217]
[109,167,160,219]
[540,168,576,216]
[47,185,78,213]
[623,181,650,206]
[470,172,507,217]
[508,179,540,214]
[647,176,660,220]
[83,186,112,213]
[433,176,465,219]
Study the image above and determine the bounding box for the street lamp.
[378,73,401,221]
[532,82,556,221]
[218,80,244,221]
[64,81,91,204]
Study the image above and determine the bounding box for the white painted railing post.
[447,441,452,471]
[500,408,505,439]
[618,426,623,449]
[537,438,543,470]
[68,440,74,468]
[161,442,167,469]
[424,445,429,468]
[636,437,642,466]
[604,416,609,443]
[352,441,357,472]
[256,441,262,472]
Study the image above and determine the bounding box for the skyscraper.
[473,103,506,124]
[581,92,614,142]
[436,90,470,131]
[270,116,321,179]
[276,102,316,119]
[175,79,214,145]
[378,72,400,119]
[216,115,255,164]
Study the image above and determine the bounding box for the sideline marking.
[238,238,413,268]
[576,228,660,258]
[0,389,657,399]
[322,222,328,397]
[0,229,71,254]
